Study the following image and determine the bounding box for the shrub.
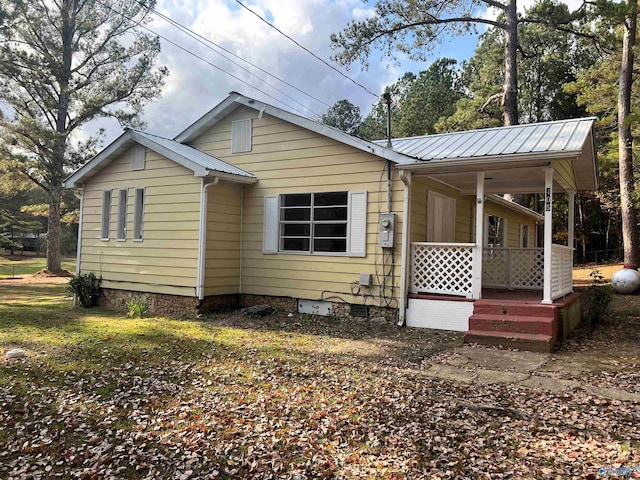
[583,269,612,329]
[126,297,149,318]
[68,272,102,308]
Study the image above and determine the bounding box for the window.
[101,190,111,240]
[231,119,252,153]
[131,145,146,170]
[264,191,367,257]
[117,189,127,241]
[133,188,144,241]
[520,224,530,248]
[280,192,348,253]
[486,215,506,247]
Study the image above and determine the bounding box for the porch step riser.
[464,331,555,353]
[469,314,557,336]
[473,303,556,318]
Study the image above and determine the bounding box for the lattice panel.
[551,245,573,299]
[411,244,474,297]
[511,249,544,289]
[482,249,509,288]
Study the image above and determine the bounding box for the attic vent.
[131,145,146,170]
[232,119,252,153]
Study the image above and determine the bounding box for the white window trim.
[133,187,145,242]
[101,190,111,241]
[116,189,127,241]
[278,192,349,255]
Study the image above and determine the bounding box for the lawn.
[0,255,76,278]
[1,283,639,479]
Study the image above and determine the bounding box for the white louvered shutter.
[232,119,252,153]
[263,195,279,254]
[347,191,367,257]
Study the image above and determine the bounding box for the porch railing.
[410,242,475,298]
[551,244,574,299]
[482,248,544,290]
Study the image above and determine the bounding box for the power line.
[232,0,379,99]
[93,0,318,118]
[147,6,333,109]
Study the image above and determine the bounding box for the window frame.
[520,224,530,248]
[101,190,112,241]
[485,214,506,248]
[116,189,128,241]
[278,191,349,255]
[133,187,145,242]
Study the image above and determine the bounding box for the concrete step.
[464,330,555,353]
[469,313,557,337]
[473,301,556,318]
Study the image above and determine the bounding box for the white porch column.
[567,191,575,248]
[472,172,485,299]
[398,170,412,326]
[543,167,554,304]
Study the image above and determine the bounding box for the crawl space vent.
[350,304,369,318]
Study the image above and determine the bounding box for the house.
[64,92,597,351]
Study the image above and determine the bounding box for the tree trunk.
[618,0,639,265]
[503,0,519,126]
[46,182,63,273]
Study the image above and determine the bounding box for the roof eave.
[487,194,544,222]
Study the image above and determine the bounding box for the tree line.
[323,0,640,264]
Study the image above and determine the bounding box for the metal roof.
[132,130,255,179]
[374,118,595,162]
[64,129,256,188]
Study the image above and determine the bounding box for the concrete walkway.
[419,346,640,403]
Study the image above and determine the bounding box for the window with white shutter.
[116,189,127,241]
[133,188,144,241]
[262,190,367,257]
[232,119,252,153]
[131,145,146,170]
[101,190,112,240]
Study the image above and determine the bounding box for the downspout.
[197,176,220,300]
[239,185,244,295]
[73,189,83,274]
[397,169,412,326]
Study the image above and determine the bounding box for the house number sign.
[545,187,551,211]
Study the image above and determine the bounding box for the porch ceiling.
[427,165,567,195]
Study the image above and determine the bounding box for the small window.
[131,145,146,170]
[486,215,506,247]
[133,188,144,241]
[117,189,127,241]
[520,224,530,248]
[101,190,112,240]
[279,191,348,253]
[231,119,252,153]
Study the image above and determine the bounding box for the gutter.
[73,189,83,275]
[397,170,412,326]
[196,176,220,300]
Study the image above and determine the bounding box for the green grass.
[0,255,76,277]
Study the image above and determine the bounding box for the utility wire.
[147,6,332,109]
[94,0,317,117]
[232,0,379,99]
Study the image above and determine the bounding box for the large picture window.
[280,191,348,253]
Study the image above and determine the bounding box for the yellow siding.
[410,176,473,243]
[204,182,242,296]
[485,201,538,248]
[80,148,201,296]
[191,106,404,307]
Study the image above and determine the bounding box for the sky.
[91,0,584,145]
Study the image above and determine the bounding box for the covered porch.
[394,119,597,350]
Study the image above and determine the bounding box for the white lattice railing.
[482,248,544,290]
[411,242,475,298]
[551,244,574,300]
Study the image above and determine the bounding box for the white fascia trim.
[63,130,132,188]
[397,150,582,173]
[487,194,544,222]
[209,170,258,184]
[174,94,241,142]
